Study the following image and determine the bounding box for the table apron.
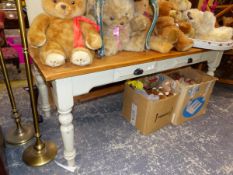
[53,50,220,97]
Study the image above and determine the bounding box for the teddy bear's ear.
[186,0,192,10]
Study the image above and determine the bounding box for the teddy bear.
[102,0,149,56]
[167,0,194,37]
[183,9,233,42]
[125,0,154,52]
[149,0,193,53]
[132,0,170,53]
[27,0,102,67]
[131,0,156,51]
[168,0,191,12]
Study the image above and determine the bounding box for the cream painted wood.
[33,66,51,118]
[71,70,114,96]
[68,51,223,97]
[113,61,157,81]
[25,0,43,24]
[34,49,223,167]
[155,53,203,72]
[206,51,223,76]
[31,48,207,81]
[51,78,76,167]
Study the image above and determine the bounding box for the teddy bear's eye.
[187,12,193,20]
[110,16,115,21]
[71,1,75,5]
[53,0,57,3]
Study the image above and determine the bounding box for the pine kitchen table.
[32,48,223,166]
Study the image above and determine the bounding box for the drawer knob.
[188,58,193,63]
[134,68,144,75]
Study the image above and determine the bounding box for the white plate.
[191,39,233,51]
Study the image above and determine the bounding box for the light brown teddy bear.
[133,0,171,53]
[168,0,191,12]
[150,0,193,53]
[168,0,194,37]
[131,0,154,51]
[102,0,149,56]
[28,0,102,67]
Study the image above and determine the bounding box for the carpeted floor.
[0,63,27,91]
[0,64,27,82]
[0,83,232,175]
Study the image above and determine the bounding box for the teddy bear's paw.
[150,37,173,53]
[45,53,65,67]
[28,33,47,48]
[104,47,117,56]
[85,33,102,50]
[71,51,92,66]
[131,15,148,31]
[104,43,118,56]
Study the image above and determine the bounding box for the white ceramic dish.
[191,39,233,51]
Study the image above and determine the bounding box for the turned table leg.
[58,108,76,166]
[207,51,223,76]
[33,66,51,118]
[52,78,76,167]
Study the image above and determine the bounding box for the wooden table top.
[33,48,207,82]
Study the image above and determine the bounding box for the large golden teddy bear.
[28,0,102,67]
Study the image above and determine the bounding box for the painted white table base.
[34,50,223,166]
[33,67,51,118]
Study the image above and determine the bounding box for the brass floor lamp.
[0,47,34,145]
[15,0,57,166]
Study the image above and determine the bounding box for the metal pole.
[14,0,57,166]
[0,47,33,145]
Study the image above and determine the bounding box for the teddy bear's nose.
[120,22,124,25]
[61,4,67,10]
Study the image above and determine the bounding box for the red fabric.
[1,47,18,59]
[0,11,5,29]
[73,16,100,48]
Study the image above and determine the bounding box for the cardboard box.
[122,75,178,135]
[168,67,217,125]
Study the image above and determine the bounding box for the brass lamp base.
[5,124,34,145]
[22,141,57,167]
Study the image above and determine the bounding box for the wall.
[25,0,43,24]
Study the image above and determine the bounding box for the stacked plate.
[191,39,233,51]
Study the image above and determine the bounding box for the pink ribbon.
[113,26,121,49]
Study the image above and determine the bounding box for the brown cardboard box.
[168,67,217,125]
[122,76,178,135]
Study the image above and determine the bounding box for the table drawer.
[156,53,203,72]
[114,61,157,81]
[175,53,203,66]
